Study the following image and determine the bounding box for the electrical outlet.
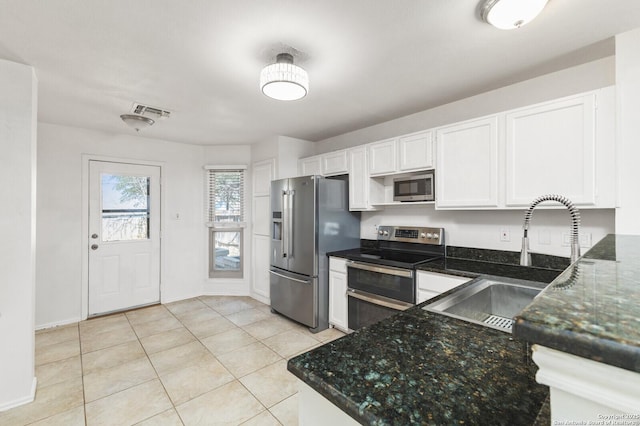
[500,228,510,242]
[561,232,571,247]
[580,233,592,248]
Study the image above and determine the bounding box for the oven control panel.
[377,226,444,245]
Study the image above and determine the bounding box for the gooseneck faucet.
[520,194,581,266]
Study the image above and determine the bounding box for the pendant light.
[120,114,155,132]
[260,53,309,101]
[481,0,548,30]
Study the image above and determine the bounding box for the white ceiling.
[2,0,640,145]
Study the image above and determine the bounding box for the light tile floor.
[0,296,345,426]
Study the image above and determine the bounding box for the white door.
[88,160,161,316]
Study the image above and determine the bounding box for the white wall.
[615,28,640,234]
[361,206,614,258]
[36,123,210,328]
[315,57,615,153]
[0,60,37,410]
[251,135,314,179]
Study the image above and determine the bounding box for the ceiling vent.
[130,103,172,119]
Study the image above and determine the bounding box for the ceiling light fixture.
[481,0,548,30]
[120,114,154,132]
[260,53,309,101]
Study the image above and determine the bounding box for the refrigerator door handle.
[269,270,311,284]
[281,190,288,258]
[288,189,295,258]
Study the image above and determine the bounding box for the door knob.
[91,244,99,250]
[91,234,98,239]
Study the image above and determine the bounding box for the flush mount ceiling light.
[120,114,155,132]
[260,53,309,101]
[481,0,548,30]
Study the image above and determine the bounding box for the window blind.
[207,169,245,224]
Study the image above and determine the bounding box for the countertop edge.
[287,358,376,425]
[513,318,640,373]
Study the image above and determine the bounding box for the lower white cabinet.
[416,270,470,303]
[329,257,349,331]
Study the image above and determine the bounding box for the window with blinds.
[207,169,245,225]
[206,167,245,278]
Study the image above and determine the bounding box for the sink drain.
[483,315,514,331]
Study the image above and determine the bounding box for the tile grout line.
[77,322,88,426]
[25,297,325,425]
[123,306,186,426]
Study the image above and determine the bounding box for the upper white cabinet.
[398,130,434,171]
[505,94,596,206]
[434,87,614,210]
[368,139,398,176]
[253,159,275,197]
[436,116,500,209]
[299,150,349,177]
[322,150,349,176]
[299,155,323,176]
[348,146,382,211]
[369,131,434,176]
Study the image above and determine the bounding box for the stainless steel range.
[343,225,445,330]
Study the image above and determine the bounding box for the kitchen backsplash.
[360,205,614,258]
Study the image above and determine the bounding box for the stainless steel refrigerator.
[270,175,360,333]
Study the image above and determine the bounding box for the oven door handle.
[347,288,413,311]
[346,260,413,278]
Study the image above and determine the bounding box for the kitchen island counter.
[288,295,548,425]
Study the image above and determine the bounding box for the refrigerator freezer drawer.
[269,268,317,328]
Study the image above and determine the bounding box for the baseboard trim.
[0,377,37,412]
[35,317,81,331]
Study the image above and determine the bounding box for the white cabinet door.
[416,271,470,304]
[322,150,349,176]
[368,139,397,176]
[252,196,270,236]
[348,146,381,211]
[329,258,348,332]
[253,159,275,196]
[300,156,323,176]
[398,130,434,171]
[436,116,499,208]
[417,289,440,304]
[505,94,596,206]
[252,235,271,300]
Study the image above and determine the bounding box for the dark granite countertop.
[514,234,640,373]
[329,243,566,285]
[297,244,574,424]
[288,279,550,425]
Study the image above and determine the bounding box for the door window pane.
[210,229,243,278]
[101,174,150,242]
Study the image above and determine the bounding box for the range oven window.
[348,297,399,330]
[347,266,415,303]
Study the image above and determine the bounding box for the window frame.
[208,227,244,278]
[205,166,247,279]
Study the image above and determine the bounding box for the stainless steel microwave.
[393,172,435,202]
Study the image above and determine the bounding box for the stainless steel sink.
[423,276,546,332]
